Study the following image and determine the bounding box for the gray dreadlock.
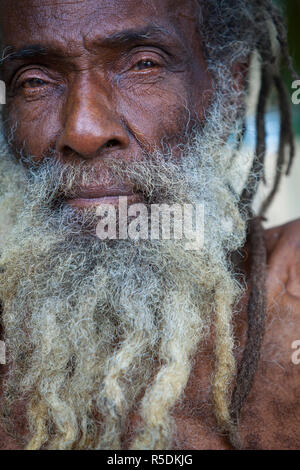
[197,0,298,449]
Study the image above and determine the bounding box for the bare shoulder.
[240,219,300,449]
[264,218,300,373]
[265,218,300,308]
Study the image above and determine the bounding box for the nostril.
[63,146,79,158]
[106,139,119,149]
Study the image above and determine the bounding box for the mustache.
[17,144,199,209]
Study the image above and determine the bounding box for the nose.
[57,78,130,159]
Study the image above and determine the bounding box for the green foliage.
[279,0,300,134]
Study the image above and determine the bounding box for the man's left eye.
[132,60,158,71]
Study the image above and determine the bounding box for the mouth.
[65,187,144,208]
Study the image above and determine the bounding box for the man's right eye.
[21,78,47,89]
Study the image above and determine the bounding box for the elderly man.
[0,0,299,450]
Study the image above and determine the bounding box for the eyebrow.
[0,25,181,67]
[0,45,48,64]
[98,25,177,49]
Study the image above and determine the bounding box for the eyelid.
[125,49,166,71]
[13,66,56,88]
[130,47,166,59]
[129,61,159,75]
[20,78,47,90]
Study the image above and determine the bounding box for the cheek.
[114,75,199,149]
[6,93,62,159]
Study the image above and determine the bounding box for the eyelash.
[13,68,51,93]
[20,77,47,89]
[131,59,159,72]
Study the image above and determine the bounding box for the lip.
[65,192,144,208]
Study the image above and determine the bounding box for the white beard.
[0,92,249,449]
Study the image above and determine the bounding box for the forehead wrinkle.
[14,1,86,6]
[1,0,200,50]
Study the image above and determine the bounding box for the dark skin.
[0,0,300,450]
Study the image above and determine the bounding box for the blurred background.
[253,0,300,228]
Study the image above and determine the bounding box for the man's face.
[1,0,212,207]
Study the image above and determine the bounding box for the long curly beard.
[0,91,249,449]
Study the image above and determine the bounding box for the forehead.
[0,0,199,51]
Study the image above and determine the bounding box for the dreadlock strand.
[273,75,295,176]
[229,217,267,446]
[268,4,300,82]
